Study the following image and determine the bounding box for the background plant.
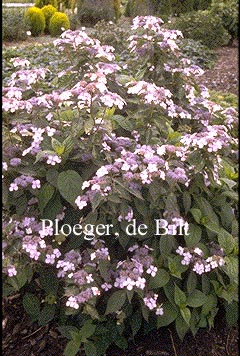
[2,8,29,42]
[24,6,46,37]
[2,16,238,356]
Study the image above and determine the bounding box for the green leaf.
[182,191,191,213]
[91,192,104,211]
[186,290,207,308]
[174,284,186,307]
[38,304,56,326]
[57,326,80,340]
[39,269,59,295]
[64,340,81,356]
[79,320,96,342]
[168,255,188,279]
[217,228,235,254]
[159,235,175,256]
[105,290,126,315]
[201,295,218,316]
[42,191,62,220]
[84,341,97,356]
[180,307,191,326]
[57,170,83,206]
[112,115,133,131]
[157,301,178,328]
[84,118,94,134]
[175,315,189,340]
[222,256,238,283]
[38,183,55,214]
[148,269,170,289]
[184,224,201,248]
[187,271,197,294]
[46,168,59,188]
[130,311,142,336]
[51,137,65,155]
[189,208,202,224]
[23,293,41,317]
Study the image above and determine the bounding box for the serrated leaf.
[130,311,142,336]
[148,269,170,289]
[184,224,201,248]
[84,118,94,134]
[38,183,55,214]
[23,293,41,317]
[217,228,235,254]
[175,315,189,340]
[186,290,207,308]
[38,304,56,326]
[190,208,202,224]
[79,320,96,342]
[180,307,191,326]
[64,340,81,356]
[174,284,186,307]
[46,168,59,188]
[157,301,178,328]
[57,170,83,206]
[105,290,126,315]
[84,341,97,356]
[57,326,80,340]
[39,269,59,294]
[112,115,133,131]
[51,137,65,155]
[187,271,197,294]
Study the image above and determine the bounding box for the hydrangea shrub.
[2,16,238,356]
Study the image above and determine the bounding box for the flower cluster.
[176,246,225,275]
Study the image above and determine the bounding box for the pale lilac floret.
[7,266,17,277]
[146,265,158,277]
[66,296,79,309]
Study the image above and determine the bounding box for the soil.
[2,293,239,356]
[196,41,239,96]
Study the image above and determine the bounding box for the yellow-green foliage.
[25,6,46,36]
[42,4,57,32]
[49,11,70,36]
[35,0,58,9]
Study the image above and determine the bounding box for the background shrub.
[125,0,158,17]
[77,0,121,25]
[24,6,46,36]
[2,8,28,42]
[49,11,70,36]
[42,4,57,33]
[35,0,58,9]
[170,10,231,48]
[210,0,239,44]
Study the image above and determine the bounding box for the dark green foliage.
[125,0,158,17]
[210,0,239,44]
[171,0,195,15]
[172,10,231,48]
[92,19,130,54]
[24,6,46,36]
[49,11,70,36]
[34,0,58,8]
[77,0,121,25]
[196,0,212,10]
[156,0,173,19]
[2,8,28,42]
